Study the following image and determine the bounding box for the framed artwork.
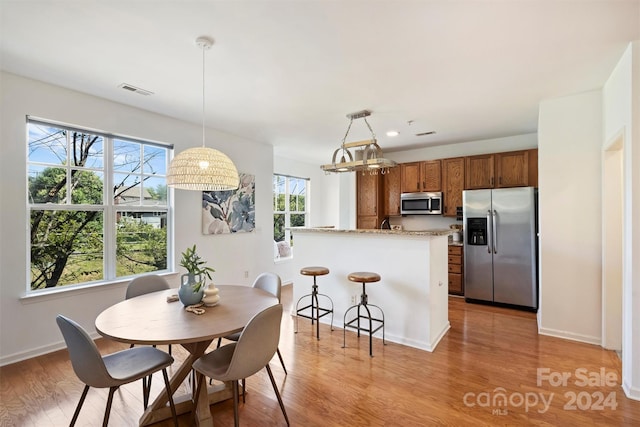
[202,173,255,234]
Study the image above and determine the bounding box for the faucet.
[380,217,391,230]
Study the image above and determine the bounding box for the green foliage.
[116,216,167,275]
[147,184,167,201]
[273,214,285,242]
[179,245,214,292]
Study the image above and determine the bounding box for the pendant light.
[167,36,239,191]
[320,110,397,174]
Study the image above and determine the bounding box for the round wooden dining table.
[95,285,278,427]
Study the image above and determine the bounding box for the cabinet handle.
[499,177,502,185]
[423,181,426,189]
[491,177,494,187]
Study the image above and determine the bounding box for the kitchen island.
[291,227,450,352]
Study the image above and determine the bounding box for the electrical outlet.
[244,270,249,278]
[350,294,357,305]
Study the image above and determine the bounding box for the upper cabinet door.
[383,166,401,216]
[357,172,380,216]
[423,160,441,192]
[495,150,529,187]
[442,157,465,217]
[401,160,441,192]
[401,162,421,193]
[465,154,495,189]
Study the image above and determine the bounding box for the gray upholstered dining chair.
[56,315,178,427]
[214,272,288,402]
[218,272,287,373]
[193,304,289,427]
[126,274,172,355]
[125,274,171,300]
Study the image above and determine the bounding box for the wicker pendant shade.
[167,146,239,191]
[167,36,239,192]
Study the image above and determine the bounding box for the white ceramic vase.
[202,283,220,307]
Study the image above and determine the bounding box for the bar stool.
[342,271,386,357]
[295,266,334,340]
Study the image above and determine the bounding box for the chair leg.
[70,385,90,427]
[217,337,222,348]
[102,386,117,427]
[168,344,172,356]
[232,380,240,427]
[142,377,148,409]
[161,368,179,427]
[142,374,153,408]
[241,378,246,403]
[265,364,290,426]
[276,348,287,374]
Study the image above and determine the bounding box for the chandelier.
[321,110,397,174]
[167,36,239,191]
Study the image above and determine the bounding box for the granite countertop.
[290,227,451,237]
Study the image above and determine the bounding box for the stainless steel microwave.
[400,192,443,215]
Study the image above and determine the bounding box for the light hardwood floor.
[1,285,639,426]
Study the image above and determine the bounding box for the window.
[273,174,308,259]
[27,118,171,292]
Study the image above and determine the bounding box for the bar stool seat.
[295,266,334,340]
[343,271,386,357]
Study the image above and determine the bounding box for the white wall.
[537,90,603,344]
[388,133,538,163]
[271,155,341,285]
[603,41,640,400]
[0,72,275,365]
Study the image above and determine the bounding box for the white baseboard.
[538,327,601,346]
[0,331,101,367]
[623,379,640,401]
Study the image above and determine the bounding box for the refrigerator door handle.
[486,210,492,253]
[492,209,498,254]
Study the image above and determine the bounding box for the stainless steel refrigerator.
[463,187,538,310]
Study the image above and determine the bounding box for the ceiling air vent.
[415,131,436,136]
[118,83,154,96]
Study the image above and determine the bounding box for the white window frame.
[273,174,309,260]
[26,117,173,294]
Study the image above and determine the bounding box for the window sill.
[274,256,293,264]
[19,272,179,304]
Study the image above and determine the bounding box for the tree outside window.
[27,119,171,291]
[273,174,308,259]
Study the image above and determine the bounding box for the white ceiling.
[1,1,638,164]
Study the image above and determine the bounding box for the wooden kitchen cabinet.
[448,245,464,295]
[401,160,441,193]
[465,154,495,189]
[465,150,532,189]
[356,172,384,229]
[495,150,528,188]
[527,148,538,187]
[383,166,401,216]
[441,157,465,217]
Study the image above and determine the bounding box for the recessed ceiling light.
[386,130,399,137]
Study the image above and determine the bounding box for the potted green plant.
[178,245,215,306]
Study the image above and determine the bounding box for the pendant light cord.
[201,44,206,148]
